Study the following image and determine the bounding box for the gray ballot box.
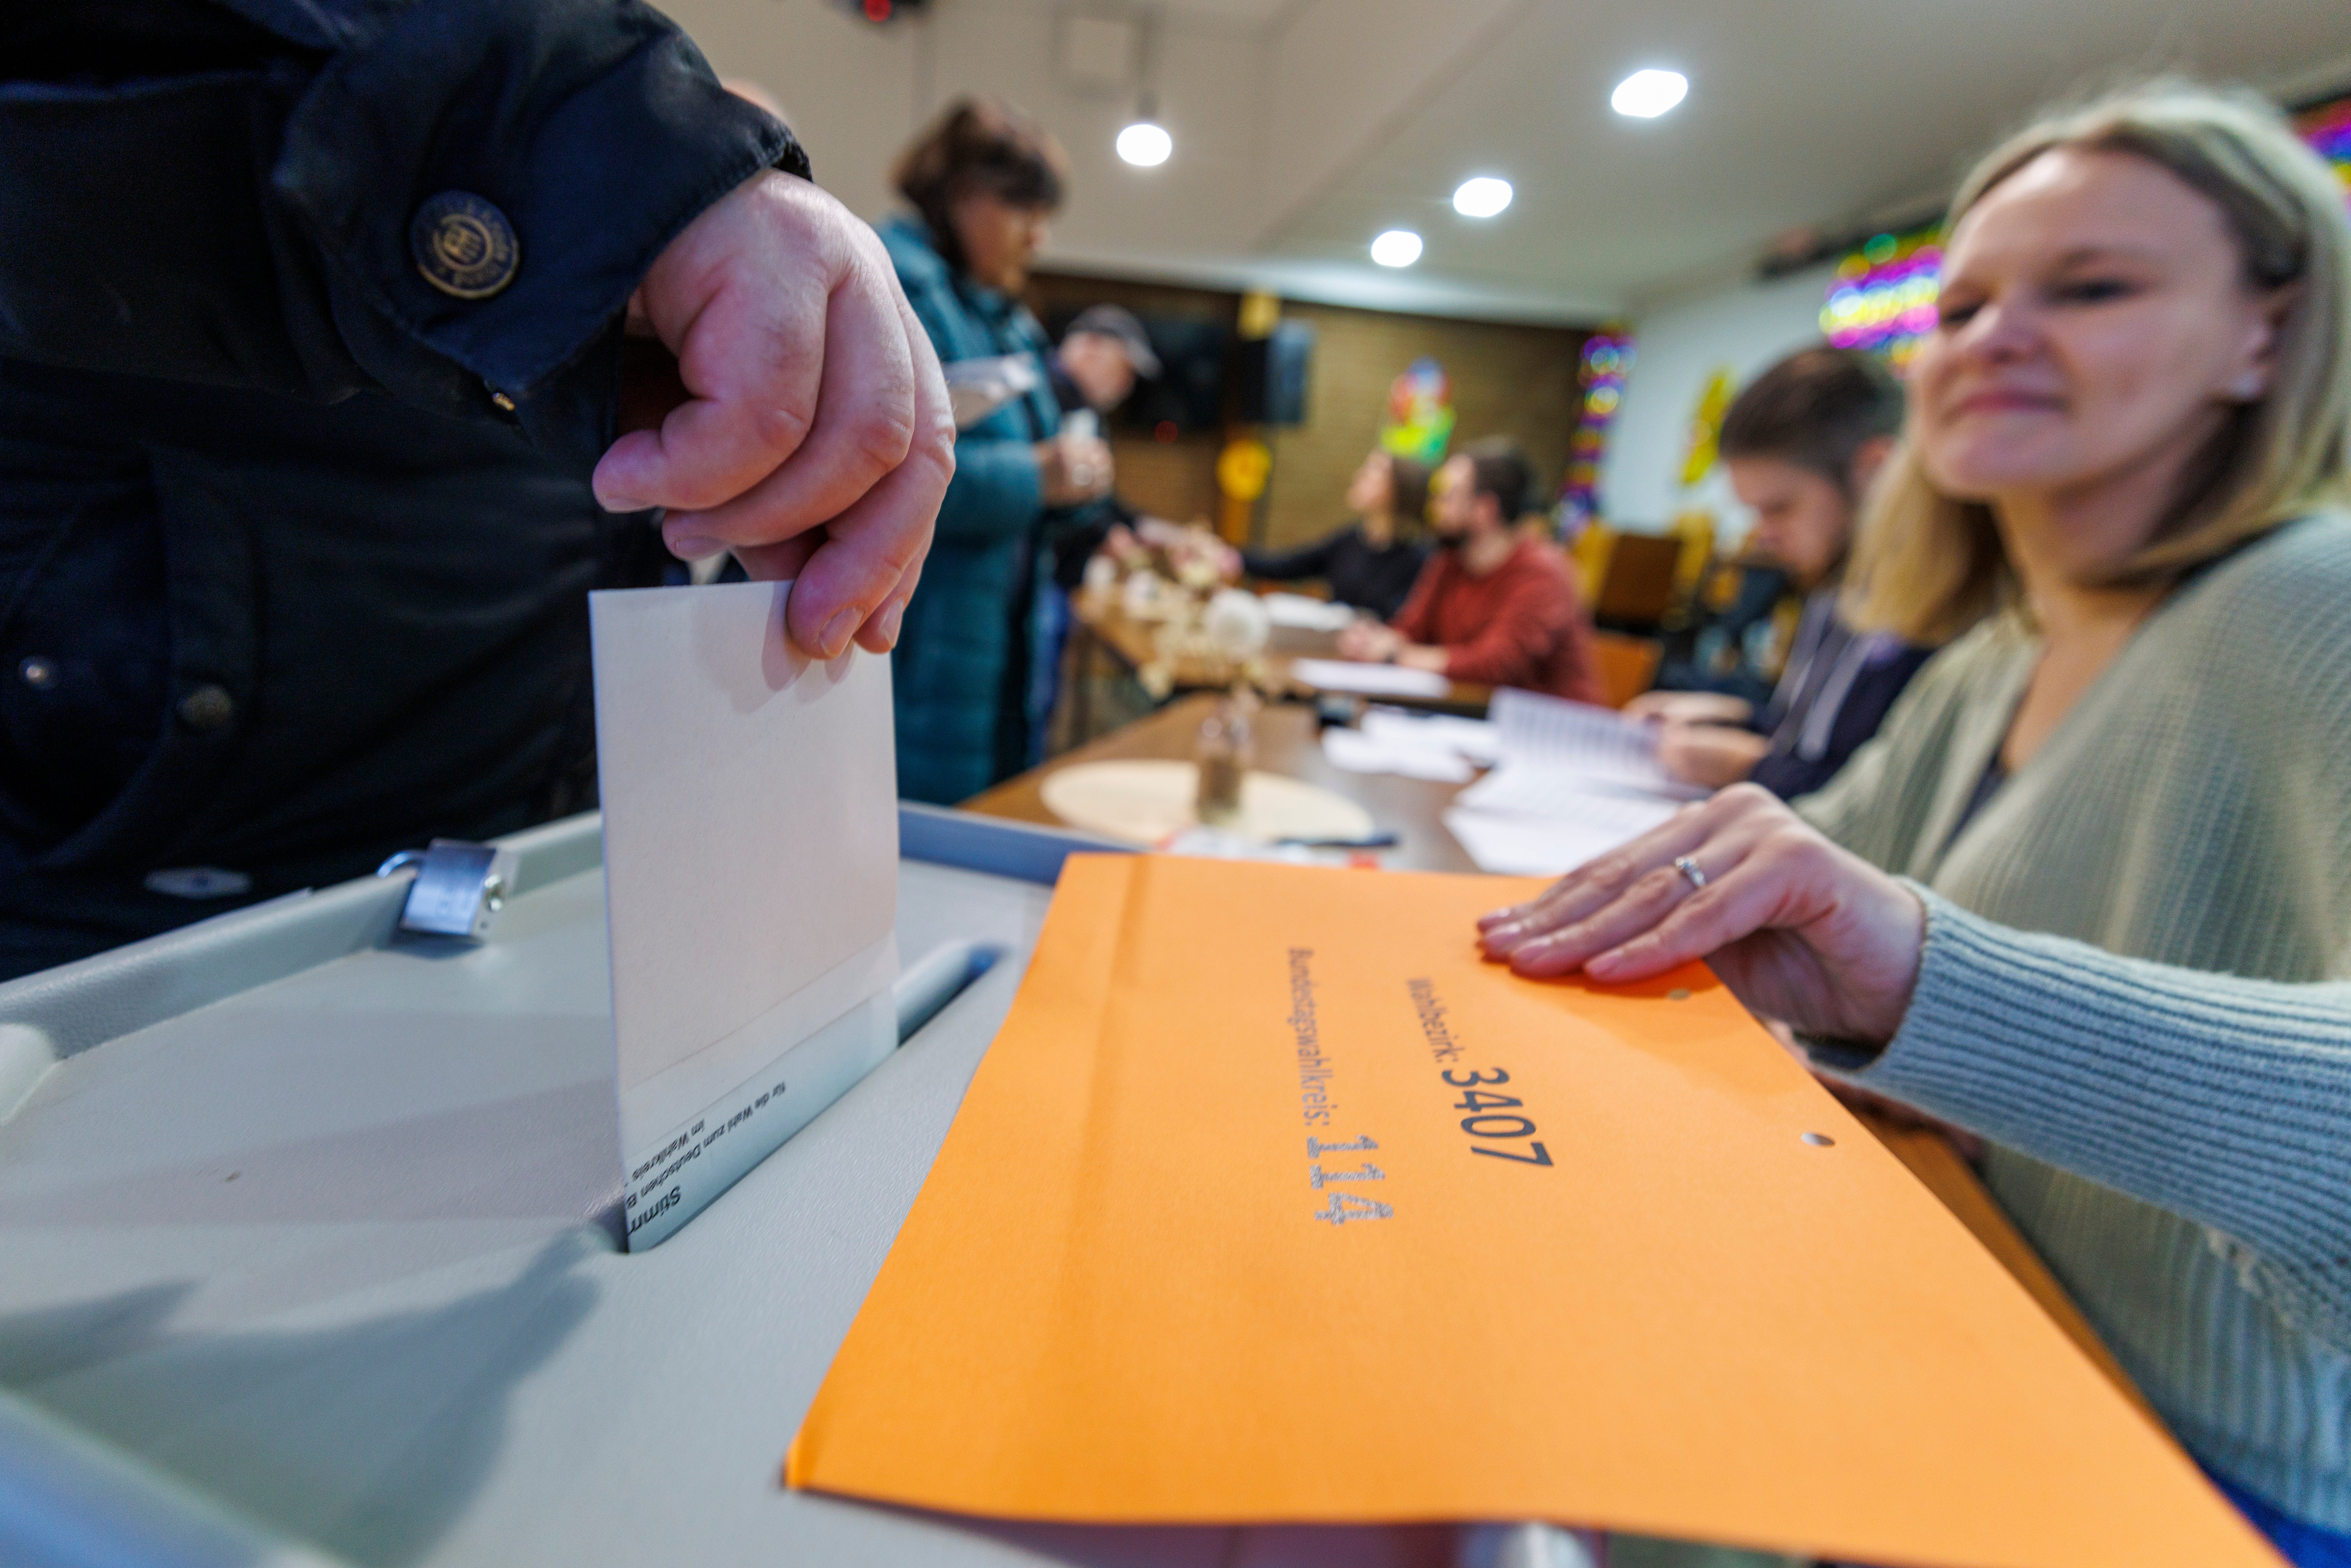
[0,807,1594,1568]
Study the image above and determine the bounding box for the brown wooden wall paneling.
[1262,301,1593,552]
[1024,270,1596,552]
[1024,271,1239,529]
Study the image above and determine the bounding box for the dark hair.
[891,97,1068,274]
[1719,347,1905,495]
[1385,454,1433,530]
[1459,437,1534,523]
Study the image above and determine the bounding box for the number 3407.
[1441,1067,1552,1167]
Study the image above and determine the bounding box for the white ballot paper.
[590,581,900,1250]
[1288,657,1452,699]
[1438,689,1701,876]
[1260,592,1358,632]
[1443,796,1682,876]
[1320,726,1475,783]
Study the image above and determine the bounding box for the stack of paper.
[1321,708,1500,783]
[1482,687,1704,797]
[1371,708,1501,760]
[1322,726,1474,782]
[1443,792,1682,876]
[1442,689,1699,876]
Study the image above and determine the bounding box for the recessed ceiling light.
[1116,120,1173,167]
[1611,68,1688,119]
[1452,176,1513,218]
[1370,229,1423,268]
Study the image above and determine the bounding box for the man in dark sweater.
[1337,439,1601,702]
[1628,348,1933,798]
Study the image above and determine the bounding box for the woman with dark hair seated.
[1237,448,1432,621]
[880,98,1112,804]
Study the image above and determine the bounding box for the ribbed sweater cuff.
[1814,883,2351,1345]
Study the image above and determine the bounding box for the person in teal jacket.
[880,99,1112,804]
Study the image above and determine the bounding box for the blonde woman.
[1480,83,2351,1560]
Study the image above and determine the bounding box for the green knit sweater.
[1798,510,2351,1530]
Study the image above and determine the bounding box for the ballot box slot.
[616,939,1001,1254]
[0,785,1089,1562]
[894,939,1004,1044]
[899,801,1132,886]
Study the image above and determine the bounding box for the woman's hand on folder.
[1475,784,1925,1047]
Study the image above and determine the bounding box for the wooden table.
[1065,597,1494,748]
[1068,598,1237,693]
[964,692,1481,874]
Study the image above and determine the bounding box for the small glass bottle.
[1193,690,1255,828]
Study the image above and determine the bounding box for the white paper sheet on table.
[1261,593,1359,633]
[1456,759,1700,816]
[1321,725,1476,782]
[1443,795,1682,876]
[591,580,900,1250]
[1289,657,1451,699]
[1361,707,1502,765]
[1432,688,1703,875]
[1487,687,1700,796]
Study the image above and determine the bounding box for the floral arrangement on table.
[1080,520,1272,699]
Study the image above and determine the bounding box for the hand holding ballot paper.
[591,580,902,1249]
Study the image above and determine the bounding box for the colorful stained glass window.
[2295,96,2351,198]
[1819,226,1943,371]
[1822,93,2351,374]
[1557,327,1633,529]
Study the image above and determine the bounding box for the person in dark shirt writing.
[1238,448,1431,621]
[1627,348,1939,798]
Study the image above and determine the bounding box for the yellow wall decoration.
[1216,436,1272,503]
[1679,366,1735,488]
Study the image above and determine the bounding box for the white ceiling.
[663,0,2351,322]
[1142,0,1300,22]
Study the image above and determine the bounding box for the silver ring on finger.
[1672,854,1707,892]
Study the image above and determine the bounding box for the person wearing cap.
[1040,303,1159,584]
[1024,305,1171,760]
[1048,305,1161,417]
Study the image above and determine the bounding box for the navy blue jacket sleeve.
[0,0,803,468]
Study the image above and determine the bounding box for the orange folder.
[789,856,2282,1568]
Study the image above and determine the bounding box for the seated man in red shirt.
[1336,438,1602,703]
